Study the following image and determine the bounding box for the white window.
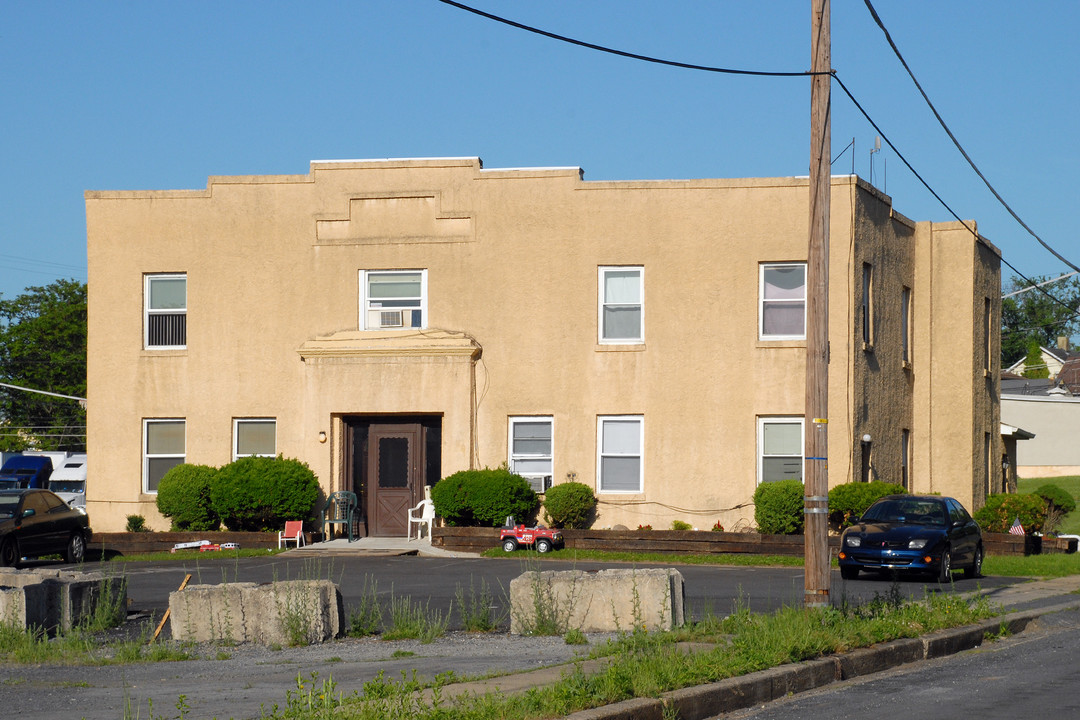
[508,417,553,493]
[757,417,804,484]
[597,416,643,493]
[759,263,806,339]
[360,270,427,330]
[234,418,277,460]
[143,419,185,493]
[145,274,187,349]
[598,267,643,343]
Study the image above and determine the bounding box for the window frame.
[508,416,554,494]
[758,262,807,340]
[596,415,644,493]
[143,418,186,494]
[901,428,911,490]
[144,273,187,350]
[233,418,277,461]
[359,269,428,330]
[756,416,805,485]
[598,266,644,344]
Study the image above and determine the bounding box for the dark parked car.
[838,494,982,582]
[0,489,91,566]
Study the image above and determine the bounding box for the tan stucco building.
[85,157,1002,533]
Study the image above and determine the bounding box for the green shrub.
[156,464,220,531]
[828,481,907,530]
[670,520,693,531]
[210,456,320,532]
[541,482,596,529]
[431,468,538,527]
[1034,484,1077,515]
[125,515,149,533]
[973,493,1048,534]
[754,479,805,535]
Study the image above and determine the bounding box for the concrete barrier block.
[0,569,126,634]
[510,568,684,634]
[0,587,25,626]
[169,580,343,645]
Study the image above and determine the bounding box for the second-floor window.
[145,274,186,349]
[598,267,643,343]
[759,263,806,339]
[361,270,427,330]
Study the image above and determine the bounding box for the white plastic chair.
[278,520,305,549]
[407,499,435,541]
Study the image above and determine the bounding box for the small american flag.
[1009,517,1025,536]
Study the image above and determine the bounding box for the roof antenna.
[869,136,886,193]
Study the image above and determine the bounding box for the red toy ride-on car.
[499,516,564,553]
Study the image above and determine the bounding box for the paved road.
[723,607,1080,720]
[85,552,1019,629]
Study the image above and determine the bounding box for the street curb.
[561,599,1080,720]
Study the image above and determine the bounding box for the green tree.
[1001,274,1080,368]
[0,279,87,452]
[1021,341,1050,379]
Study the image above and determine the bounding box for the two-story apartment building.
[85,157,1001,533]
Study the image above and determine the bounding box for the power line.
[862,0,1080,275]
[434,0,826,78]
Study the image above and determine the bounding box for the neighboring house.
[1005,343,1070,379]
[1001,387,1080,479]
[84,158,1001,533]
[1058,354,1080,395]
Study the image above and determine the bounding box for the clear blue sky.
[2,1,1077,302]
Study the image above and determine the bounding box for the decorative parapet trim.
[297,329,480,361]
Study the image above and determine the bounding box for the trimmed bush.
[1034,484,1077,515]
[973,493,1047,534]
[542,482,596,529]
[828,481,907,530]
[753,479,805,535]
[431,468,539,527]
[210,456,320,532]
[156,463,220,531]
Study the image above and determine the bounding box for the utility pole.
[805,0,831,608]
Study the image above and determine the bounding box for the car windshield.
[862,499,948,526]
[50,481,85,493]
[0,496,18,519]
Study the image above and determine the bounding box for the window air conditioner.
[380,310,403,328]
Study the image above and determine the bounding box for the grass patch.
[381,593,448,643]
[482,547,805,567]
[264,589,998,719]
[1018,475,1080,535]
[983,552,1080,578]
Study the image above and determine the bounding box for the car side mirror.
[21,508,34,518]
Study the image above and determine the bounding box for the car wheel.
[502,538,518,552]
[840,565,860,580]
[937,546,952,583]
[0,538,18,567]
[536,538,553,554]
[964,545,983,579]
[65,532,86,564]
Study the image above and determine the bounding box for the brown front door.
[367,423,421,536]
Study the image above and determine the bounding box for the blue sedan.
[838,495,983,582]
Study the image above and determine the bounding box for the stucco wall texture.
[85,158,1001,532]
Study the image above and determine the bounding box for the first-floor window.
[144,419,185,493]
[597,416,643,493]
[508,417,553,493]
[234,418,277,460]
[901,429,911,490]
[757,417,803,484]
